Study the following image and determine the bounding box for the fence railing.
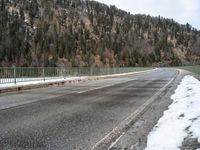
[0,67,153,84]
[177,65,200,75]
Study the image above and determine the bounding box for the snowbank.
[145,75,200,150]
[0,77,87,89]
[0,69,156,89]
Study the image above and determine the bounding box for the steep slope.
[0,0,200,67]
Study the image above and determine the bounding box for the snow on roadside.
[0,77,87,89]
[0,69,155,89]
[145,75,200,150]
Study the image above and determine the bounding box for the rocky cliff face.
[0,0,200,67]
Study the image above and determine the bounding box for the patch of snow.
[145,75,200,150]
[24,13,30,24]
[25,18,29,23]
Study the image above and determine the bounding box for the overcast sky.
[93,0,200,30]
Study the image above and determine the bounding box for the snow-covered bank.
[0,69,156,90]
[0,77,87,89]
[145,75,200,150]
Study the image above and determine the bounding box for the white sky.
[93,0,200,30]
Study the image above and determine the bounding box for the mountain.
[0,0,200,67]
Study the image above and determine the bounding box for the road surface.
[0,68,180,150]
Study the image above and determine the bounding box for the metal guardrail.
[177,65,200,75]
[0,67,152,84]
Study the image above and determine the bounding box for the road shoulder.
[108,70,188,150]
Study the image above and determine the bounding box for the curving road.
[0,68,179,150]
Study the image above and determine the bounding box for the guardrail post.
[13,65,16,84]
[78,67,80,77]
[43,67,45,81]
[90,67,93,76]
[64,67,66,79]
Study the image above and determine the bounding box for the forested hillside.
[0,0,200,67]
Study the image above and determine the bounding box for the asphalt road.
[0,68,178,150]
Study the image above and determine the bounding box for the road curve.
[0,68,178,150]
